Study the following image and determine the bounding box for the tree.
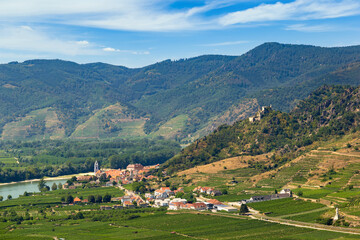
[95,195,102,203]
[184,193,195,203]
[103,193,111,203]
[88,195,95,203]
[175,192,184,198]
[58,183,63,189]
[66,195,74,204]
[0,196,3,201]
[41,186,50,192]
[52,183,58,191]
[274,189,278,194]
[165,181,171,187]
[298,191,303,197]
[239,204,249,214]
[38,177,47,191]
[221,189,228,195]
[7,195,12,200]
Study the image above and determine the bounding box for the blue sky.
[0,0,360,68]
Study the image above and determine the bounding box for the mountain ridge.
[1,42,360,142]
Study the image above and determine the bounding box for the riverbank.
[0,172,94,186]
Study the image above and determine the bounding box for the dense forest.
[0,138,181,183]
[163,85,360,173]
[1,43,360,142]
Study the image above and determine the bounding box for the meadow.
[248,198,325,217]
[1,211,360,240]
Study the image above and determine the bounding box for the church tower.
[94,161,99,174]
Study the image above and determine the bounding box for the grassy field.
[284,209,330,223]
[1,211,360,240]
[248,198,325,217]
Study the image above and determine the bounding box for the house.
[170,198,187,204]
[82,199,89,203]
[100,206,112,210]
[123,201,135,209]
[249,195,272,202]
[154,189,170,199]
[248,193,291,203]
[154,199,170,207]
[203,202,214,210]
[73,197,82,204]
[193,186,222,196]
[192,202,207,210]
[111,197,122,202]
[280,189,292,195]
[145,193,155,199]
[121,195,132,203]
[216,205,238,212]
[206,199,223,206]
[169,202,185,210]
[127,163,144,172]
[77,175,92,182]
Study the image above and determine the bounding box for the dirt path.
[250,214,360,235]
[314,150,360,158]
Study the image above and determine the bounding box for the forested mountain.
[1,43,360,142]
[164,85,360,173]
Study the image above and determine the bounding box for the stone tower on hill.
[94,161,99,174]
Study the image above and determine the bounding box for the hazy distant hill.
[1,43,360,141]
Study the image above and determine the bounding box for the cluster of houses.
[193,186,222,196]
[95,163,159,185]
[168,198,237,212]
[110,194,149,208]
[143,186,184,201]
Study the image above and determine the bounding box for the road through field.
[249,214,360,235]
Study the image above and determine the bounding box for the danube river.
[0,179,67,200]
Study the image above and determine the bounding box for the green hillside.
[1,43,360,141]
[164,85,360,173]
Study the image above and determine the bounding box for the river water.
[0,179,67,200]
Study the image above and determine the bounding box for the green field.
[1,211,360,240]
[248,198,325,217]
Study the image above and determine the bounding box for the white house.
[216,204,238,212]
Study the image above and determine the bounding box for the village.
[60,161,293,213]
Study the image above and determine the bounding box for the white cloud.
[285,24,334,32]
[102,47,150,55]
[219,0,360,25]
[0,1,358,31]
[200,40,249,46]
[76,40,90,46]
[0,25,98,56]
[0,0,218,31]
